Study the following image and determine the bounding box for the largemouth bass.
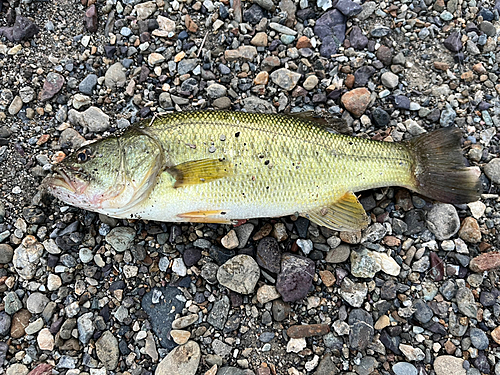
[43,110,481,231]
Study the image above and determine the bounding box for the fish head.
[43,131,164,216]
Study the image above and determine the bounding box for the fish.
[42,110,481,231]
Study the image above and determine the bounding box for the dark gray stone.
[349,26,368,50]
[470,328,489,350]
[276,254,315,302]
[141,287,184,349]
[256,237,281,273]
[349,308,374,350]
[413,299,433,323]
[443,31,463,52]
[207,295,230,330]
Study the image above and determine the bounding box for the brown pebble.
[433,61,450,71]
[459,217,482,243]
[253,223,273,241]
[344,74,355,89]
[286,323,330,338]
[473,62,487,74]
[319,270,335,287]
[382,236,401,247]
[185,14,198,33]
[461,71,474,82]
[340,230,361,244]
[84,4,98,33]
[491,326,500,344]
[341,88,371,118]
[11,309,32,339]
[470,252,500,272]
[296,36,312,49]
[27,363,53,375]
[444,340,456,354]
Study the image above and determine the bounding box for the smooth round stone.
[469,328,489,350]
[105,227,136,252]
[393,362,418,375]
[26,292,49,314]
[79,248,93,263]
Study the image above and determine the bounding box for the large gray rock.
[426,203,460,240]
[155,341,200,375]
[96,331,119,370]
[217,255,260,294]
[105,62,126,89]
[484,158,500,184]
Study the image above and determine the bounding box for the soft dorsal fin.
[167,159,233,188]
[303,191,369,231]
[288,111,349,134]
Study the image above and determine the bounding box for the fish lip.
[47,166,88,194]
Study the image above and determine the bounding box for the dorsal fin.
[288,111,349,134]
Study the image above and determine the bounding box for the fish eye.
[77,149,91,163]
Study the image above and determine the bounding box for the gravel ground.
[1,0,500,374]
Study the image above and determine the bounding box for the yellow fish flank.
[43,110,481,231]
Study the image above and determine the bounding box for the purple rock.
[1,16,39,42]
[320,36,339,57]
[443,31,462,52]
[393,95,410,110]
[315,9,346,57]
[183,248,201,267]
[430,252,444,281]
[0,27,13,41]
[349,26,368,50]
[84,4,98,33]
[276,253,315,302]
[495,0,500,12]
[39,72,65,101]
[354,66,375,87]
[333,0,362,17]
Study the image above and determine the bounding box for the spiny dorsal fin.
[167,159,233,188]
[303,191,369,231]
[288,111,349,134]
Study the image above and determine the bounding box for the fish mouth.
[43,166,88,194]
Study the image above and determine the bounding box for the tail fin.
[408,127,481,204]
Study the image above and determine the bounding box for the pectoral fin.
[177,210,233,224]
[303,191,369,231]
[167,159,233,188]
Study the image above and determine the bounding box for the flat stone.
[0,243,13,263]
[135,1,157,20]
[257,285,281,304]
[484,158,500,184]
[256,237,281,273]
[287,324,330,338]
[470,252,500,272]
[142,287,184,350]
[172,314,198,329]
[207,295,230,330]
[340,278,367,307]
[426,203,460,240]
[155,341,200,375]
[341,88,371,117]
[11,309,31,339]
[13,236,44,280]
[37,328,54,351]
[26,363,53,375]
[286,337,307,353]
[270,68,302,91]
[106,227,136,252]
[39,72,64,101]
[96,331,119,370]
[434,355,466,375]
[170,329,191,345]
[470,327,489,350]
[6,364,29,375]
[399,344,425,361]
[381,71,399,88]
[276,253,315,302]
[217,255,260,294]
[77,312,94,344]
[349,308,373,350]
[325,244,350,263]
[27,292,49,314]
[456,287,477,318]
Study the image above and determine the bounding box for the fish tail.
[407,127,481,204]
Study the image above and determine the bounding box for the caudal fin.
[408,127,481,204]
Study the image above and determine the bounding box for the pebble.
[172,314,198,330]
[39,72,64,101]
[434,356,466,375]
[256,237,281,273]
[170,329,191,345]
[349,309,373,350]
[381,71,399,88]
[341,88,371,117]
[287,323,329,338]
[4,292,23,315]
[426,203,460,240]
[458,217,481,243]
[257,285,281,304]
[350,248,400,278]
[96,331,119,370]
[286,337,307,353]
[11,309,31,339]
[456,287,478,319]
[484,158,500,184]
[470,328,489,350]
[105,62,127,89]
[340,278,367,307]
[470,252,500,272]
[270,68,302,91]
[276,254,315,302]
[37,328,54,351]
[217,254,260,294]
[400,344,425,361]
[325,244,350,263]
[155,341,200,375]
[106,227,136,252]
[68,106,110,132]
[207,295,230,329]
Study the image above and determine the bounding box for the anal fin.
[303,192,369,231]
[167,159,233,188]
[177,210,233,224]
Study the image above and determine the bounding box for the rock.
[242,96,277,113]
[135,1,157,20]
[207,83,228,99]
[484,159,500,184]
[37,328,54,351]
[0,243,13,263]
[207,295,230,329]
[217,255,260,294]
[458,217,481,243]
[6,364,29,375]
[172,314,198,329]
[325,244,350,263]
[470,252,500,272]
[155,341,200,375]
[376,45,393,65]
[0,16,39,42]
[303,75,319,90]
[443,31,462,52]
[399,344,425,361]
[68,106,110,132]
[392,362,417,375]
[350,248,400,278]
[77,312,94,344]
[371,107,390,127]
[333,0,361,16]
[340,278,367,307]
[491,326,500,344]
[96,331,119,370]
[276,254,315,302]
[381,72,399,88]
[413,299,433,323]
[106,227,135,252]
[440,103,456,127]
[456,287,477,318]
[470,327,489,350]
[170,329,191,345]
[434,355,466,375]
[314,9,346,57]
[11,309,31,339]
[13,236,44,280]
[341,88,371,117]
[349,26,368,50]
[39,72,64,101]
[257,285,281,304]
[256,237,281,273]
[270,68,302,91]
[105,62,127,89]
[8,96,22,115]
[142,287,184,349]
[27,292,49,314]
[374,315,390,330]
[286,337,307,353]
[426,203,460,240]
[26,363,52,375]
[251,32,268,46]
[349,309,373,350]
[468,201,486,219]
[148,53,165,65]
[4,292,23,315]
[0,312,11,335]
[287,324,330,338]
[84,4,98,32]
